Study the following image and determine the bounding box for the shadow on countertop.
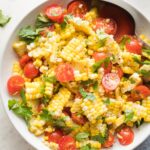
[136,136,150,150]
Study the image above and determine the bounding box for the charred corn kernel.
[33,59,42,68]
[48,88,71,116]
[29,116,46,136]
[60,24,75,40]
[70,17,95,35]
[142,97,150,122]
[84,8,98,23]
[71,98,83,113]
[44,82,53,98]
[59,37,87,62]
[25,82,44,100]
[81,97,107,123]
[13,41,27,57]
[120,52,141,74]
[12,61,23,75]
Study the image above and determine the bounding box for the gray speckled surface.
[136,136,150,150]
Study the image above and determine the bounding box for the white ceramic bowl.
[0,0,150,150]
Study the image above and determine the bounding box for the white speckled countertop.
[0,0,150,150]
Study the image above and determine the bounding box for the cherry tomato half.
[102,73,120,91]
[126,39,142,55]
[24,62,39,79]
[116,67,124,79]
[131,85,150,101]
[117,127,134,145]
[45,4,64,23]
[102,132,115,148]
[7,75,25,95]
[45,130,63,143]
[93,18,117,35]
[19,54,31,68]
[67,0,88,18]
[55,63,74,83]
[58,136,76,150]
[71,113,87,125]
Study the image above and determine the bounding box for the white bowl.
[0,0,150,150]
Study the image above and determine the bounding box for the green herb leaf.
[91,135,106,144]
[139,69,150,77]
[8,99,32,122]
[35,13,52,28]
[142,49,150,55]
[19,26,38,43]
[104,98,110,105]
[119,36,131,50]
[103,57,110,68]
[43,75,57,83]
[133,56,142,64]
[93,81,98,90]
[20,89,26,104]
[143,60,150,65]
[76,132,89,142]
[125,110,134,122]
[40,109,53,122]
[0,10,11,27]
[135,119,144,128]
[129,78,136,84]
[80,145,90,150]
[79,88,96,101]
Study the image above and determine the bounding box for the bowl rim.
[0,0,150,150]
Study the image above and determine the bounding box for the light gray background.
[0,0,150,150]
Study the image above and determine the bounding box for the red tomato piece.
[102,73,120,91]
[24,62,39,79]
[58,136,76,150]
[71,113,87,125]
[102,62,112,74]
[126,39,142,55]
[100,2,135,41]
[45,4,64,23]
[7,75,25,95]
[93,18,117,35]
[19,54,31,68]
[131,85,150,101]
[117,127,134,145]
[102,132,115,148]
[116,67,124,78]
[55,63,74,83]
[93,52,107,62]
[67,0,88,18]
[45,130,63,143]
[40,25,55,37]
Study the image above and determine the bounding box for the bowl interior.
[0,0,150,150]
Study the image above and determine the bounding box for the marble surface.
[0,0,150,150]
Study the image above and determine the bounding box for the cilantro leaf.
[139,70,150,77]
[8,99,32,122]
[80,145,97,150]
[119,35,131,50]
[91,135,107,144]
[132,56,142,64]
[129,78,136,84]
[35,13,52,28]
[42,75,57,83]
[125,110,134,122]
[93,81,98,90]
[79,88,96,101]
[76,132,89,142]
[103,98,110,105]
[143,60,150,65]
[20,89,26,104]
[19,26,38,43]
[0,10,11,27]
[40,109,53,122]
[142,49,150,55]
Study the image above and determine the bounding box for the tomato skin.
[55,63,74,83]
[67,0,88,18]
[93,18,117,35]
[116,67,124,78]
[40,25,55,37]
[131,85,150,101]
[102,132,115,148]
[19,54,31,68]
[117,127,134,145]
[58,136,76,150]
[24,62,39,79]
[45,131,63,143]
[7,75,25,95]
[71,113,87,125]
[45,4,64,23]
[102,73,120,91]
[126,39,142,55]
